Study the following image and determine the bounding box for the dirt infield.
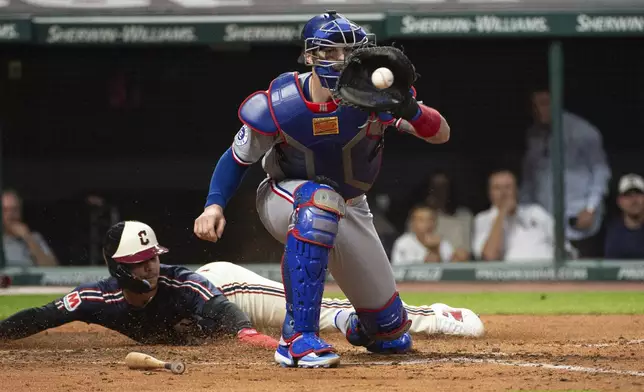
[2,281,644,391]
[0,314,643,391]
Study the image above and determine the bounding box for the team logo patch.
[443,310,463,322]
[63,291,82,312]
[312,117,339,136]
[234,125,250,146]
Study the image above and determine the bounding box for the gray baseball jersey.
[231,72,426,310]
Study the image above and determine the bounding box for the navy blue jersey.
[604,218,644,259]
[0,264,251,345]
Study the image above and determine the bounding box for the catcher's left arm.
[395,90,450,144]
[335,46,450,144]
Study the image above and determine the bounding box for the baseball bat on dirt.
[125,352,186,375]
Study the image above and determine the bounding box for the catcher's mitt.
[335,45,418,112]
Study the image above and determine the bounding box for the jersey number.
[138,230,149,245]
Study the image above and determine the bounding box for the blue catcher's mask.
[299,11,374,91]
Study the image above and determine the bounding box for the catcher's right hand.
[194,204,226,243]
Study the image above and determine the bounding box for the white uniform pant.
[196,262,440,336]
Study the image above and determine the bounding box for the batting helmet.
[103,221,168,293]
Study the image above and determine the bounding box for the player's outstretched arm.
[0,292,85,340]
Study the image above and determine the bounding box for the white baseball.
[371,67,394,89]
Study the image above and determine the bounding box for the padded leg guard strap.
[357,292,411,340]
[366,332,413,354]
[343,292,412,348]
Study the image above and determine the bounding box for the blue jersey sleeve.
[205,147,250,209]
[205,89,280,209]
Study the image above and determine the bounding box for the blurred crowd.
[3,88,644,267]
[377,88,643,264]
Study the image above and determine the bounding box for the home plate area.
[0,314,643,392]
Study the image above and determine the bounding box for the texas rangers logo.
[235,125,250,146]
[63,291,82,312]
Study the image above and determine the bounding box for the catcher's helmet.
[299,10,373,90]
[103,221,168,293]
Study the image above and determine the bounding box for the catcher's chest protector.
[269,72,386,199]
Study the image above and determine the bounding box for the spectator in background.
[604,174,644,259]
[391,205,466,265]
[2,189,58,266]
[521,89,611,257]
[520,88,611,258]
[424,172,473,258]
[474,170,576,262]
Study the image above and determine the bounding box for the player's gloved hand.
[194,204,226,243]
[237,328,279,350]
[334,45,418,115]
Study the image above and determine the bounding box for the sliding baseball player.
[0,220,483,348]
[197,262,485,338]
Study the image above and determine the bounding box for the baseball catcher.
[0,221,277,349]
[194,10,450,368]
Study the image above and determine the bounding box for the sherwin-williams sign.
[31,14,384,44]
[388,12,644,37]
[1,10,644,45]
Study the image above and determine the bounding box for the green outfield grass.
[1,291,644,318]
[0,294,62,318]
[327,291,644,315]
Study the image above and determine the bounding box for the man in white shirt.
[391,205,461,264]
[520,88,611,257]
[473,170,574,262]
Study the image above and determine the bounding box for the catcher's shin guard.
[276,181,345,368]
[335,292,412,354]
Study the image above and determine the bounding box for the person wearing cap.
[0,221,278,348]
[604,174,644,259]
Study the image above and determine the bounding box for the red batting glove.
[237,328,279,350]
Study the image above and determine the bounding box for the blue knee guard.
[281,181,345,342]
[344,292,412,350]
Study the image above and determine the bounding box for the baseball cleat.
[430,303,485,337]
[274,332,341,368]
